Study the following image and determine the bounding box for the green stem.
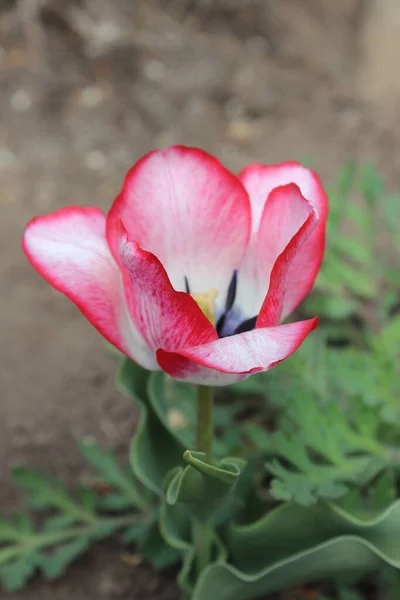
[193,519,212,576]
[196,385,214,462]
[193,385,214,577]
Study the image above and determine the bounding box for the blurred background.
[1,1,400,598]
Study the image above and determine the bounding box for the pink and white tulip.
[22,146,327,385]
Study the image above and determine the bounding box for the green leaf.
[12,467,94,522]
[264,394,388,506]
[138,519,181,570]
[12,467,68,510]
[159,486,227,596]
[358,161,384,206]
[327,258,375,297]
[191,541,373,600]
[77,485,97,512]
[40,537,91,579]
[304,294,358,320]
[267,460,348,506]
[0,446,149,592]
[337,585,364,600]
[99,494,137,511]
[123,368,243,463]
[160,493,191,553]
[234,330,398,508]
[90,520,122,540]
[0,513,34,542]
[0,552,41,592]
[121,521,151,545]
[118,360,185,496]
[178,535,228,597]
[165,452,246,522]
[162,376,197,449]
[333,235,372,265]
[369,471,397,512]
[79,437,150,511]
[336,161,357,202]
[229,500,400,572]
[345,203,372,234]
[243,423,271,451]
[378,566,400,600]
[43,515,77,532]
[191,500,400,600]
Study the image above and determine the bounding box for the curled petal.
[117,222,218,354]
[157,317,318,386]
[156,353,247,386]
[107,146,251,309]
[257,190,318,327]
[239,161,327,235]
[237,162,328,319]
[22,207,156,369]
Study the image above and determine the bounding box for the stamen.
[225,269,238,311]
[216,270,238,336]
[192,288,218,325]
[234,316,257,334]
[184,276,190,294]
[216,313,226,337]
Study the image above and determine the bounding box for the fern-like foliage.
[235,321,400,507]
[303,161,400,330]
[0,440,176,592]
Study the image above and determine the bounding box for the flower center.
[192,288,219,326]
[184,271,257,337]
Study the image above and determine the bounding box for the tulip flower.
[22,146,327,386]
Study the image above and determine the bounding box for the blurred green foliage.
[303,161,400,332]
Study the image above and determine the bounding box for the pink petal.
[256,187,318,326]
[107,146,251,309]
[157,351,247,386]
[22,207,156,369]
[237,162,328,319]
[117,223,219,355]
[157,317,318,386]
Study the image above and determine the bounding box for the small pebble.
[167,409,189,430]
[121,553,143,567]
[227,118,255,142]
[84,150,107,171]
[10,89,32,112]
[143,59,166,82]
[79,85,104,109]
[0,147,17,169]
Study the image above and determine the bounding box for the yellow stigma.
[192,288,218,325]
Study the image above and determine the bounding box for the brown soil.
[1,1,400,598]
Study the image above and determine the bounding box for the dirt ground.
[1,1,400,598]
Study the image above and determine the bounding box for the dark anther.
[216,313,226,336]
[234,316,257,335]
[184,276,190,294]
[225,269,237,311]
[216,270,239,336]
